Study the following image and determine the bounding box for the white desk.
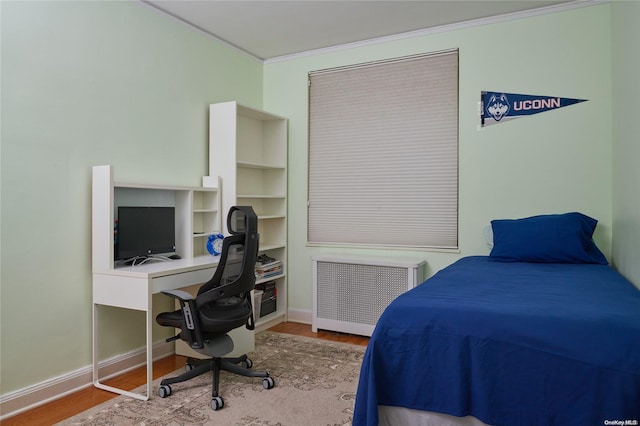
[92,256,221,400]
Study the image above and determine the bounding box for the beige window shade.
[308,50,459,249]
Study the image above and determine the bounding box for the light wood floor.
[2,322,368,425]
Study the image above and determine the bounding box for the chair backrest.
[195,206,259,310]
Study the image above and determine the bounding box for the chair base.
[160,354,271,400]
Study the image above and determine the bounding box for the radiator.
[312,256,426,336]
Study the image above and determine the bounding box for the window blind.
[308,50,459,249]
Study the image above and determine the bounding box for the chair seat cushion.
[155,297,252,336]
[156,309,184,328]
[199,297,252,333]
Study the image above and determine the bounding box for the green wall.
[0,0,263,394]
[264,3,614,312]
[611,0,640,288]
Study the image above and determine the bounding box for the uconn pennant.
[481,91,587,127]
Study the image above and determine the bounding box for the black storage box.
[260,296,277,317]
[256,280,276,299]
[256,280,277,317]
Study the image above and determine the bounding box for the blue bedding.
[353,256,640,426]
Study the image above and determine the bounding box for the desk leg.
[92,302,151,401]
[146,305,153,399]
[92,302,99,389]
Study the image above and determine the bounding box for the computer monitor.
[116,206,176,260]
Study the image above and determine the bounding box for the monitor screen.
[116,206,176,259]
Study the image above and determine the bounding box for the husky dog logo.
[486,93,510,121]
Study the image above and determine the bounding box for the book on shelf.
[256,254,276,265]
[256,260,281,269]
[256,270,283,279]
[255,259,282,279]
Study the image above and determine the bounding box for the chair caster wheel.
[241,358,253,369]
[211,396,224,410]
[158,384,172,398]
[262,376,275,389]
[185,362,194,372]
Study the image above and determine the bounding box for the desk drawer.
[152,267,216,294]
[93,274,149,310]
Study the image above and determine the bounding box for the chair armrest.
[160,290,204,349]
[161,289,194,302]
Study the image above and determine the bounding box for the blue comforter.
[353,256,640,426]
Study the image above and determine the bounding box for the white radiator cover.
[312,256,426,336]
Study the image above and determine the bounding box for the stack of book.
[255,254,283,280]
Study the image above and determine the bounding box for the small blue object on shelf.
[206,233,224,256]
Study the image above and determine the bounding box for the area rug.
[57,331,366,426]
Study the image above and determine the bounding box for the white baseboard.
[286,308,312,325]
[0,340,173,421]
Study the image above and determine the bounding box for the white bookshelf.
[207,101,288,331]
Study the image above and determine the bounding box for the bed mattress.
[353,256,640,426]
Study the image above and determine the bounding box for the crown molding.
[265,0,606,65]
[139,0,607,65]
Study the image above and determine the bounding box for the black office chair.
[155,206,274,411]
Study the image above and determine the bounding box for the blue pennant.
[481,91,587,127]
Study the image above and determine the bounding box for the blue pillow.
[489,212,608,264]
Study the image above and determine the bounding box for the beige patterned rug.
[57,331,366,426]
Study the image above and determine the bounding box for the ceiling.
[142,0,578,61]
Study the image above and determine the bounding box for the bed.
[353,213,640,426]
